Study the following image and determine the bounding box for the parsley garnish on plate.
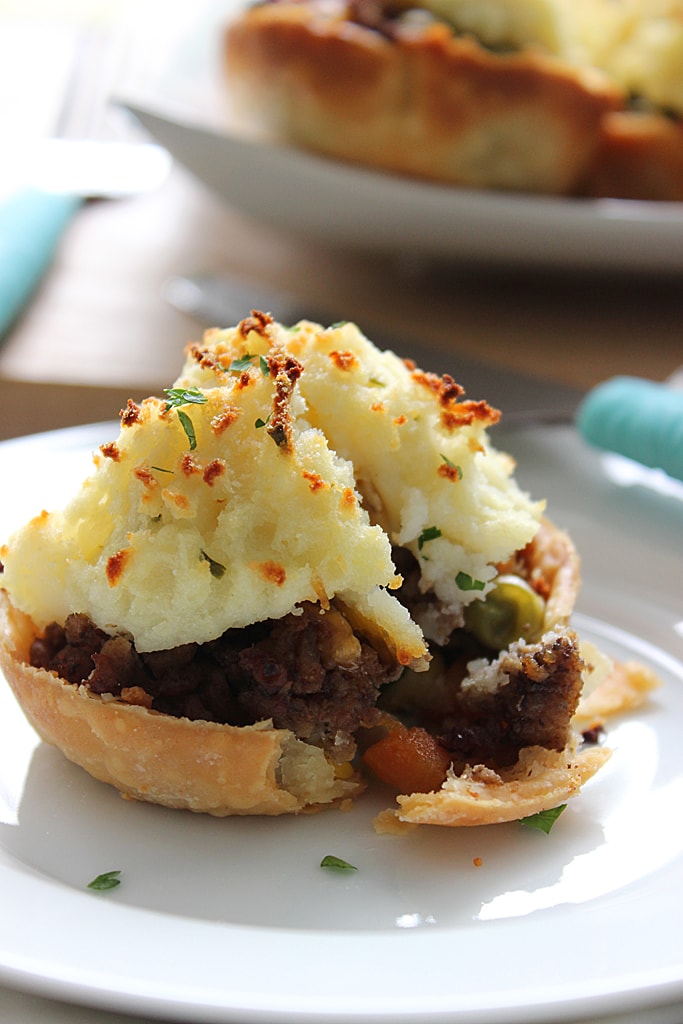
[87,869,122,891]
[320,855,358,872]
[520,804,567,834]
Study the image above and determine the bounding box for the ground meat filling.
[438,630,585,772]
[377,626,585,774]
[387,545,584,773]
[29,603,397,758]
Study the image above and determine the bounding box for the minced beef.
[437,630,584,772]
[29,603,398,753]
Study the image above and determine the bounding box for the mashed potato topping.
[175,317,544,622]
[0,314,660,824]
[603,0,683,114]
[0,320,426,657]
[390,0,584,57]
[391,0,683,113]
[1,315,541,659]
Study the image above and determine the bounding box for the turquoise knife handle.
[577,375,683,483]
[0,188,82,341]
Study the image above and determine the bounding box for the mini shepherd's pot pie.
[224,0,683,200]
[0,314,660,827]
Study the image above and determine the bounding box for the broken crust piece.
[0,594,363,815]
[366,514,612,832]
[389,743,611,828]
[580,110,683,202]
[574,655,661,732]
[373,644,659,832]
[530,518,580,630]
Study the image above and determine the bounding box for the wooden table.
[1,162,682,441]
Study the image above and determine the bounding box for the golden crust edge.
[0,591,362,816]
[387,743,611,828]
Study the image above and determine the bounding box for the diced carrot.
[362,726,451,794]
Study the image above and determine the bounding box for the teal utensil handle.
[577,375,683,483]
[0,188,82,341]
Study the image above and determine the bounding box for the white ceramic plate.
[116,0,683,272]
[0,420,682,1023]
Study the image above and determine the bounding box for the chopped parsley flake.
[440,454,463,479]
[255,413,272,429]
[87,870,122,891]
[163,387,207,409]
[418,526,442,550]
[163,388,207,451]
[456,571,486,592]
[176,408,198,451]
[520,804,567,834]
[368,377,385,388]
[320,855,358,872]
[228,353,269,376]
[201,550,226,578]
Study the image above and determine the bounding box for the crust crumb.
[106,548,132,587]
[373,808,417,835]
[120,400,141,427]
[203,459,226,486]
[187,344,228,377]
[266,347,303,452]
[329,349,359,372]
[180,454,201,477]
[239,309,274,339]
[340,487,357,511]
[252,560,287,586]
[441,400,500,431]
[211,406,241,434]
[302,470,328,492]
[438,461,463,482]
[134,466,157,490]
[100,442,121,461]
[120,686,153,709]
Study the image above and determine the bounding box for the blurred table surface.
[1,159,682,442]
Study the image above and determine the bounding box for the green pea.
[464,574,545,650]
